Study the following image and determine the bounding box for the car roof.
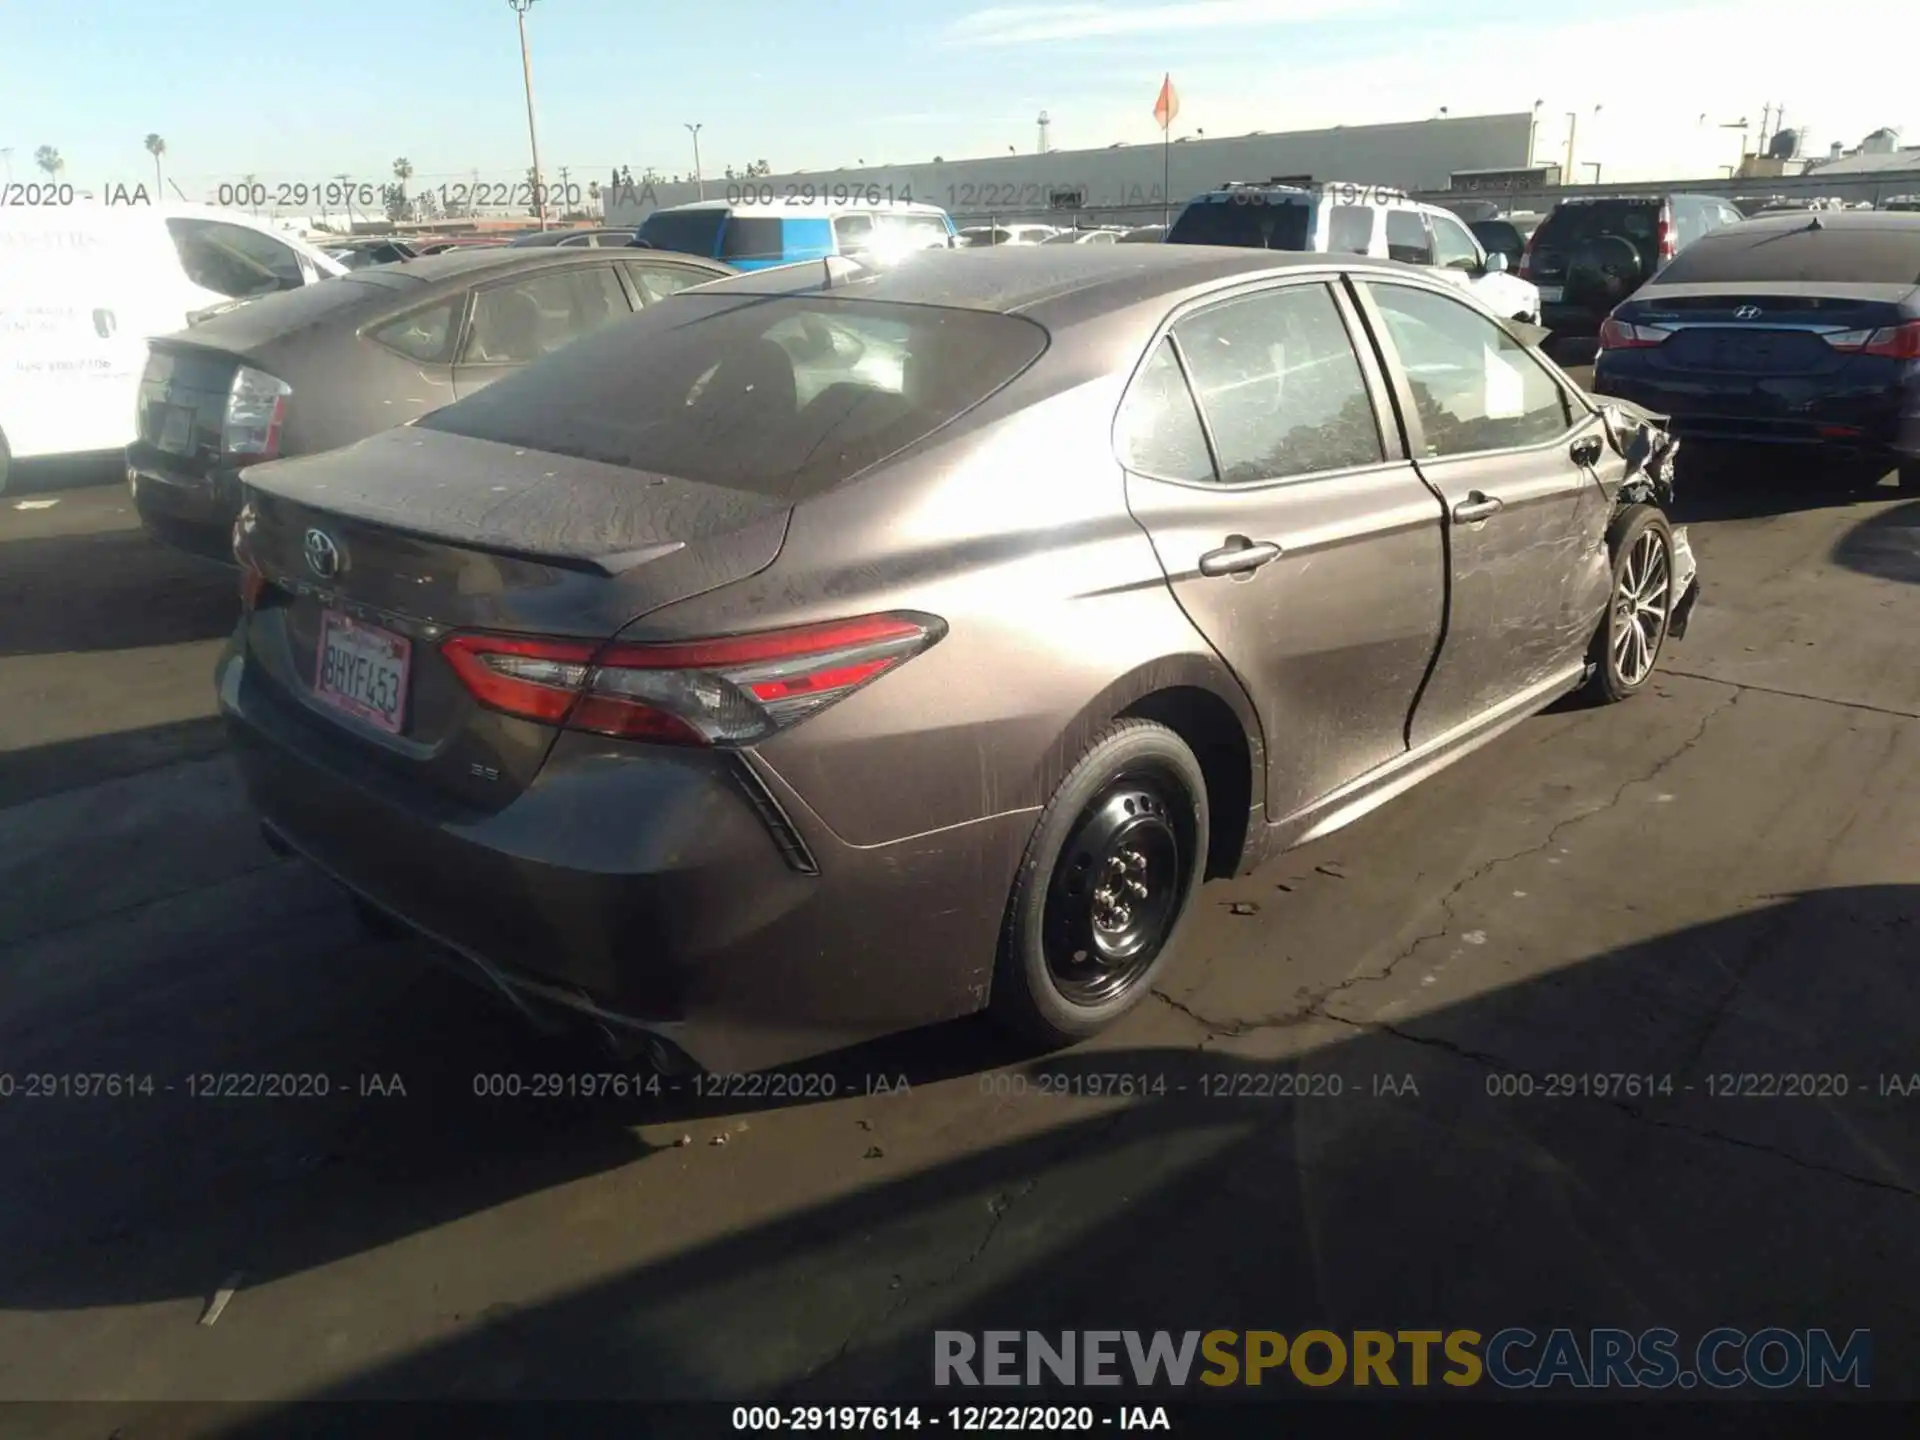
[692,244,1422,328]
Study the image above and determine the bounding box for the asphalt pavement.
[1,448,1917,1421]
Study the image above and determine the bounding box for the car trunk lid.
[1624,287,1914,377]
[235,425,791,811]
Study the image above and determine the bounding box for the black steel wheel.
[1041,775,1185,1007]
[994,719,1209,1045]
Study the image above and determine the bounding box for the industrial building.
[603,112,1534,228]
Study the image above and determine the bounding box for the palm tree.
[34,145,63,180]
[391,156,413,193]
[145,133,166,192]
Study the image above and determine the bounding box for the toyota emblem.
[1733,305,1763,320]
[303,528,341,579]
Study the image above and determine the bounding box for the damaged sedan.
[219,246,1698,1074]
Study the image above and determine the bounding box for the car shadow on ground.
[1830,500,1920,586]
[10,885,1917,1412]
[1667,448,1900,524]
[0,714,230,809]
[0,524,238,657]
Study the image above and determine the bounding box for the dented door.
[1356,281,1615,747]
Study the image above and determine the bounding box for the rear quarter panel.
[637,369,1258,850]
[255,321,456,456]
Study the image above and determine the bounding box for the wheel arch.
[1036,654,1263,881]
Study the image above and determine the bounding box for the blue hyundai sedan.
[1592,211,1920,492]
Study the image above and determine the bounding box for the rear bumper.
[128,443,245,565]
[217,640,1032,1074]
[1592,367,1920,459]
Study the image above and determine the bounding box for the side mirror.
[1485,251,1510,273]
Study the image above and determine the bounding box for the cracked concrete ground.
[0,471,1916,1418]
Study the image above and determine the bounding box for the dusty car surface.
[220,246,1698,1075]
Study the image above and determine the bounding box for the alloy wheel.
[1611,527,1672,686]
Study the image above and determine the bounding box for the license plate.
[314,611,412,735]
[157,404,194,454]
[1536,285,1564,304]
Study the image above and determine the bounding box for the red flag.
[1153,74,1180,132]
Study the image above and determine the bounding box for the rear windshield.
[635,209,726,257]
[1166,197,1312,251]
[1648,222,1920,286]
[1534,201,1660,247]
[418,294,1049,494]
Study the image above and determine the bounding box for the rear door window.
[459,265,634,365]
[1365,283,1572,457]
[369,298,461,364]
[1172,283,1385,484]
[1327,205,1374,255]
[1385,210,1434,265]
[1166,196,1312,251]
[1117,338,1214,483]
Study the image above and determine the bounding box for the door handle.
[1452,492,1504,523]
[1570,434,1604,467]
[1198,538,1283,577]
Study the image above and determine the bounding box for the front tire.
[1583,504,1676,705]
[992,719,1209,1047]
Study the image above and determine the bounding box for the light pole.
[508,0,547,230]
[685,123,704,200]
[1528,100,1543,164]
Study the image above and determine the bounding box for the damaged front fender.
[1598,398,1682,510]
[1598,400,1700,639]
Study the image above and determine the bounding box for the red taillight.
[1655,203,1676,265]
[1599,318,1672,350]
[1517,229,1537,280]
[1823,320,1920,359]
[441,613,945,747]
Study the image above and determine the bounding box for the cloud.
[944,0,1399,46]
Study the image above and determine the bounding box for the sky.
[2,0,1914,195]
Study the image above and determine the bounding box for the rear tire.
[992,720,1209,1047]
[1899,460,1920,494]
[1583,505,1676,706]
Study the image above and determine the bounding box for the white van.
[0,203,347,492]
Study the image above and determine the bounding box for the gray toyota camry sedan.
[220,245,1699,1074]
